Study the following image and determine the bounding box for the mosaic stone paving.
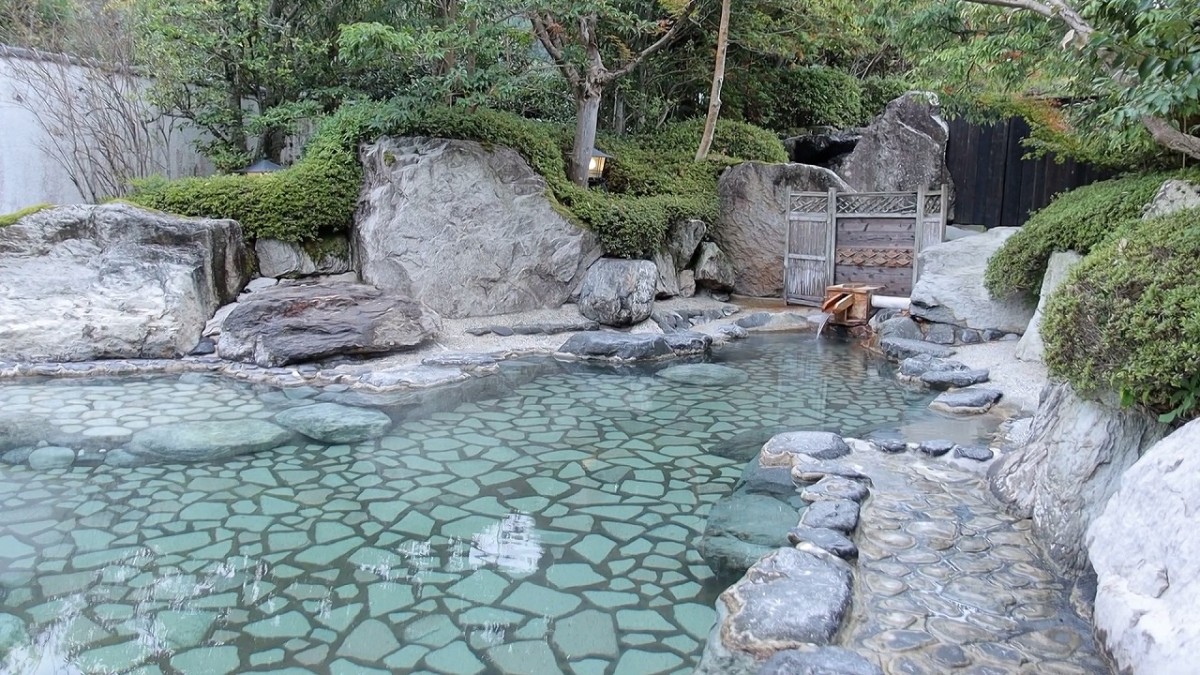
[846,457,1112,674]
[0,336,1106,674]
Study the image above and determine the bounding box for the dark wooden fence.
[947,117,1111,228]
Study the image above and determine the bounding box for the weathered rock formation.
[0,204,250,361]
[556,331,712,361]
[989,382,1167,573]
[653,219,706,298]
[696,548,855,675]
[576,258,657,327]
[217,281,440,367]
[911,227,1035,334]
[1015,251,1083,363]
[1087,419,1200,674]
[354,137,601,318]
[256,236,352,278]
[716,163,849,296]
[839,92,952,194]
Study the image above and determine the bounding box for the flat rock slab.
[920,368,991,390]
[557,331,711,361]
[800,499,860,533]
[872,439,909,454]
[720,548,853,654]
[787,526,858,560]
[218,281,441,367]
[510,320,600,335]
[761,432,850,466]
[899,354,969,378]
[954,445,994,462]
[656,364,749,387]
[930,388,1003,415]
[274,403,392,443]
[881,338,955,361]
[917,440,956,457]
[128,420,292,463]
[27,446,76,470]
[791,458,869,484]
[801,476,869,503]
[759,647,883,675]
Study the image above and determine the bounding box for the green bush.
[767,66,864,132]
[643,118,788,165]
[130,102,785,257]
[1043,207,1200,421]
[0,203,53,227]
[859,77,910,123]
[983,174,1176,298]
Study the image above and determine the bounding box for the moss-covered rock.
[0,203,54,227]
[129,103,786,259]
[1043,207,1200,420]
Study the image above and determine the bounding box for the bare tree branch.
[604,0,700,83]
[530,13,580,89]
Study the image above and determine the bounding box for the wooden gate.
[785,188,948,305]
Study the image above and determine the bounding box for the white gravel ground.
[951,340,1049,415]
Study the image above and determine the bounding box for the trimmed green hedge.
[1043,206,1200,421]
[130,104,786,258]
[983,174,1175,298]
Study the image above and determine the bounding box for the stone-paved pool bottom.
[0,336,1090,674]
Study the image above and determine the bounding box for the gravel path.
[951,341,1049,415]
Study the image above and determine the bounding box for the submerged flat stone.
[274,403,392,443]
[656,364,749,387]
[800,476,869,503]
[929,388,1003,415]
[128,420,292,462]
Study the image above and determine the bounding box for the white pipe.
[872,295,910,310]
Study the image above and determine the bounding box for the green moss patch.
[129,104,786,258]
[0,203,54,227]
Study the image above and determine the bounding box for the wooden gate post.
[825,188,837,289]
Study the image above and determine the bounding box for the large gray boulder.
[696,547,854,675]
[839,92,952,194]
[255,236,351,279]
[577,258,657,327]
[354,137,601,318]
[217,281,440,367]
[989,382,1168,573]
[1015,251,1083,363]
[716,163,849,296]
[0,204,250,361]
[1087,419,1200,674]
[911,227,1035,334]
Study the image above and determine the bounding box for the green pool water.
[0,335,943,675]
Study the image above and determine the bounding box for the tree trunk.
[570,86,602,187]
[695,0,731,161]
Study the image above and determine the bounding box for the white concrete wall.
[0,46,215,215]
